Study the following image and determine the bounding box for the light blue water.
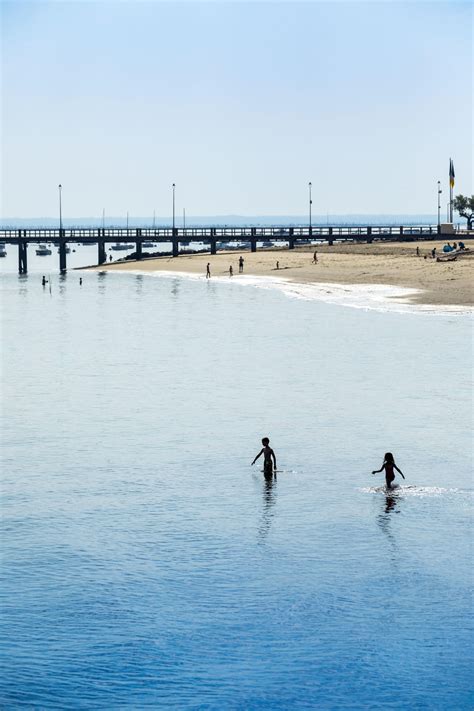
[1,271,472,709]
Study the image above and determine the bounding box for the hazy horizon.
[0,212,453,229]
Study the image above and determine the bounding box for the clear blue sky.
[1,0,472,218]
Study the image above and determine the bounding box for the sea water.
[0,270,472,709]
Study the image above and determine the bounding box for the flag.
[449,158,455,189]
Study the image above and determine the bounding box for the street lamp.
[172,183,176,230]
[437,181,442,228]
[58,184,63,232]
[183,208,186,230]
[102,208,105,230]
[308,182,312,235]
[126,211,129,231]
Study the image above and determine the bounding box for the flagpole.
[449,185,453,223]
[449,158,454,223]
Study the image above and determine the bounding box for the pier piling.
[98,234,107,265]
[172,228,179,257]
[136,229,142,260]
[59,238,67,272]
[18,234,27,274]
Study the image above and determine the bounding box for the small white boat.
[142,241,155,248]
[36,244,52,256]
[111,243,134,251]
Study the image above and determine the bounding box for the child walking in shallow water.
[252,438,277,478]
[372,452,405,489]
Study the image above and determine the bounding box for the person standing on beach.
[239,256,244,273]
[229,265,233,277]
[372,452,405,490]
[252,437,277,479]
[313,250,318,264]
[206,263,211,279]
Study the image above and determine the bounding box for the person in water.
[252,437,277,478]
[372,452,405,489]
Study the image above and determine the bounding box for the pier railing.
[0,224,441,241]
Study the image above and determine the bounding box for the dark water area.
[1,271,472,708]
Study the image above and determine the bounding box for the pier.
[0,224,455,274]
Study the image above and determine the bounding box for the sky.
[1,0,472,219]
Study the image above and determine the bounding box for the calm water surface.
[1,270,472,709]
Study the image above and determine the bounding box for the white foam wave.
[359,485,472,497]
[97,268,472,316]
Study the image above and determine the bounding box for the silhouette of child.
[252,437,277,478]
[372,452,405,489]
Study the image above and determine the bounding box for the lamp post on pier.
[58,184,63,232]
[183,208,186,230]
[437,181,442,230]
[308,182,312,236]
[172,183,176,230]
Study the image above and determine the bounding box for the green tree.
[453,195,474,230]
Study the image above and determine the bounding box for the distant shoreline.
[88,241,473,309]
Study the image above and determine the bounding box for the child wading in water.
[252,437,277,478]
[372,452,405,489]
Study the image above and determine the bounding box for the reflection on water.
[384,492,398,515]
[377,492,401,565]
[171,277,180,299]
[134,274,144,293]
[258,475,277,541]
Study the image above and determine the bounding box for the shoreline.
[87,241,473,311]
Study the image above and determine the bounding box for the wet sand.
[92,240,474,307]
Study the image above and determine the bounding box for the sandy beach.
[92,240,474,307]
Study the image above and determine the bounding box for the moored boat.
[111,243,134,250]
[36,244,52,256]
